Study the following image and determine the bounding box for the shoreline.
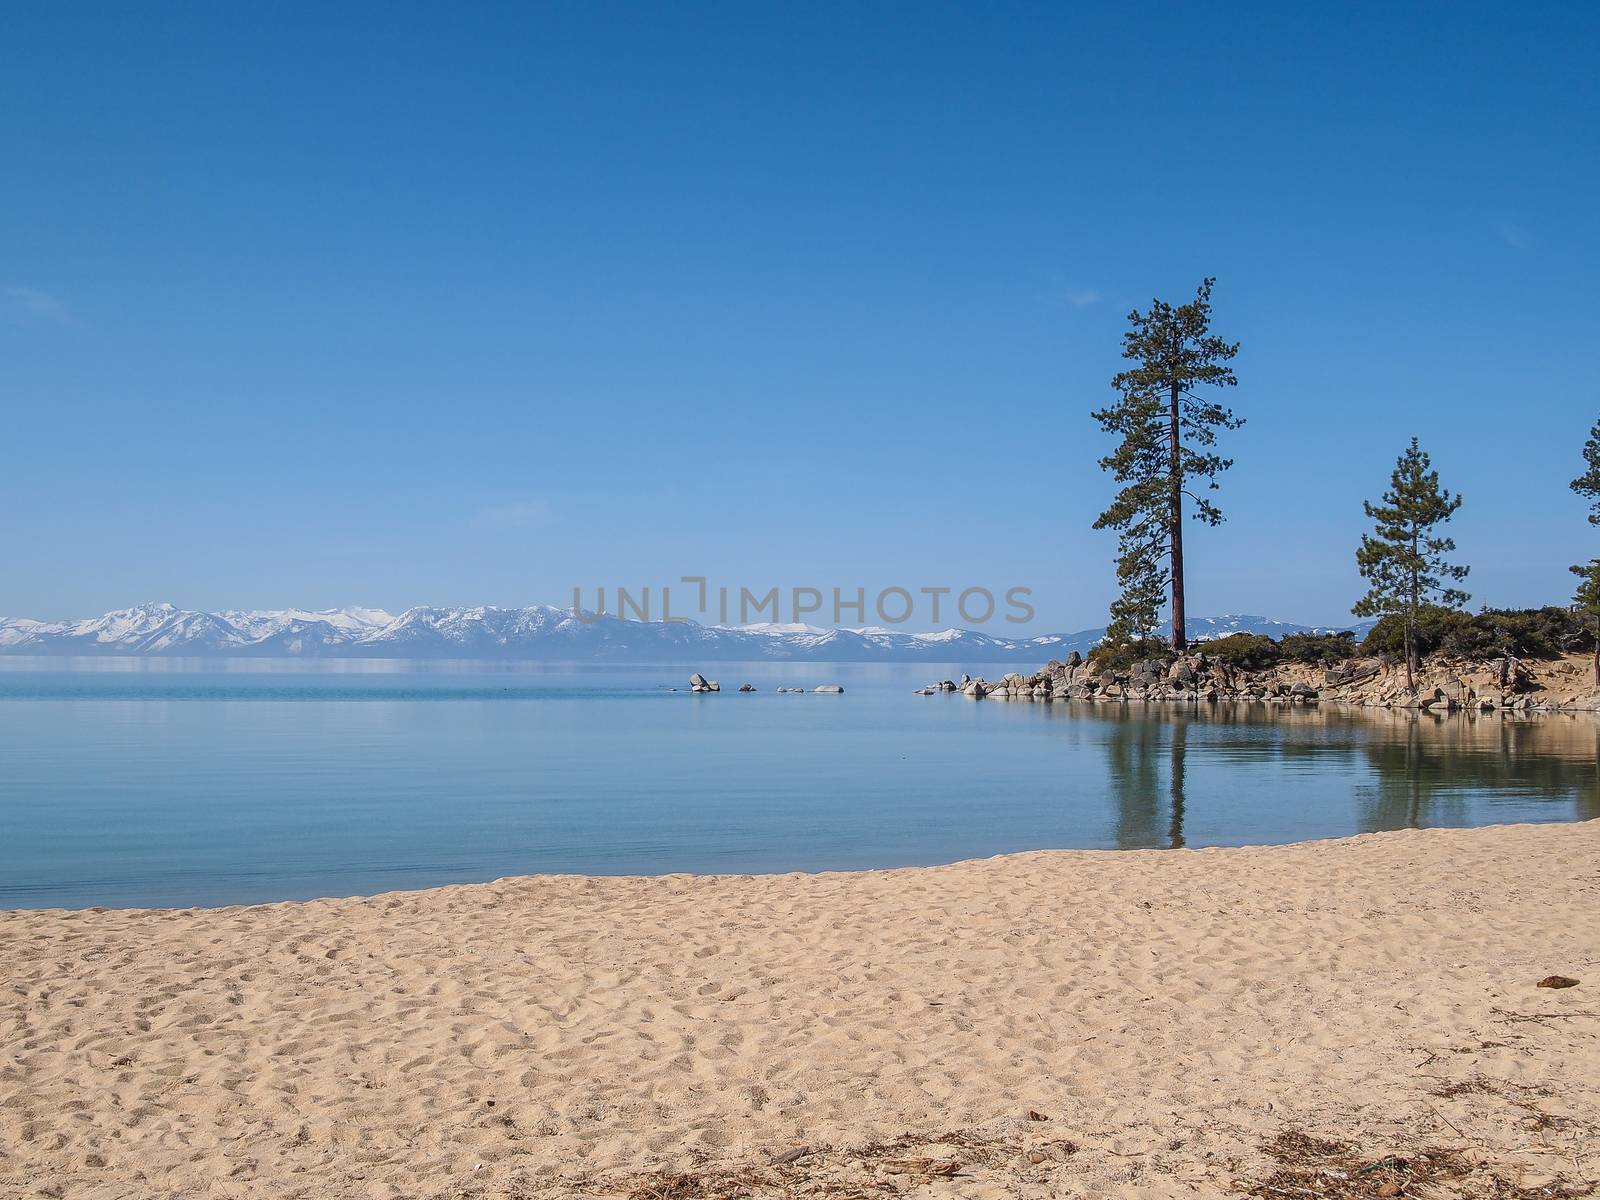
[949,648,1600,712]
[0,817,1593,917]
[4,821,1596,1198]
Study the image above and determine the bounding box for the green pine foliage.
[1570,421,1600,684]
[1092,277,1242,652]
[1352,438,1470,690]
[1570,418,1600,526]
[1104,527,1169,647]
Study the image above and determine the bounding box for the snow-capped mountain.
[0,604,1373,662]
[219,606,395,640]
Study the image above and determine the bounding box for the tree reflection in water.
[1102,707,1190,849]
[1088,702,1600,848]
[1352,707,1600,832]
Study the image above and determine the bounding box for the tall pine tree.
[1352,438,1470,691]
[1092,277,1242,651]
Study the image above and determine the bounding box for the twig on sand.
[1428,1104,1468,1139]
[1491,1007,1599,1027]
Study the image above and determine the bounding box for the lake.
[1,657,1596,909]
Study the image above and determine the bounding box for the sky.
[2,2,1597,633]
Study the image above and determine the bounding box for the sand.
[2,822,1597,1199]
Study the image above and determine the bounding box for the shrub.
[1278,630,1358,665]
[1361,605,1593,661]
[1445,606,1592,659]
[1088,637,1174,673]
[1436,617,1501,660]
[1359,606,1473,659]
[1203,632,1281,670]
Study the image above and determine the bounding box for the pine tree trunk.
[1592,617,1598,686]
[1168,380,1186,652]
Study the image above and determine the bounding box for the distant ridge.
[0,603,1375,662]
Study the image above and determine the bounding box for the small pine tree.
[1571,560,1600,686]
[1353,437,1470,690]
[1092,277,1242,651]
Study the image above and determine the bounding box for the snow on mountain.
[0,602,250,654]
[220,607,395,639]
[735,623,836,637]
[0,617,53,647]
[0,604,1375,662]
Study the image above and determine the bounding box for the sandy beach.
[2,822,1596,1199]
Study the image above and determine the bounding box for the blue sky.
[2,2,1597,632]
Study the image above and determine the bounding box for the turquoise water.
[1,657,1596,909]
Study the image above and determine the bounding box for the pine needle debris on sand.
[1236,1130,1594,1200]
[615,1128,1077,1198]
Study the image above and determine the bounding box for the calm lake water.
[2,657,1597,909]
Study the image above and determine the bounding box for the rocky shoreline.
[925,649,1600,712]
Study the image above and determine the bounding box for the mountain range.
[0,603,1375,662]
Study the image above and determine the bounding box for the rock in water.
[689,672,709,690]
[738,683,755,692]
[813,684,844,694]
